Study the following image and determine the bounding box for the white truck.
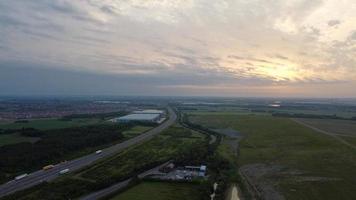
[59,169,70,174]
[15,173,28,180]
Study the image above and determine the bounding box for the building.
[184,165,207,177]
[113,113,161,123]
[111,109,166,124]
[132,109,165,118]
[151,164,207,180]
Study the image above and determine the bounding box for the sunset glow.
[0,0,356,97]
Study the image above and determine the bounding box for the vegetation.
[272,112,354,120]
[189,113,356,200]
[60,111,127,120]
[0,124,131,184]
[295,118,356,136]
[1,125,207,200]
[341,136,356,146]
[0,133,39,147]
[122,125,152,138]
[178,110,236,200]
[0,118,103,130]
[79,125,206,183]
[108,181,204,200]
[0,111,127,131]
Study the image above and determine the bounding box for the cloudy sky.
[0,0,356,97]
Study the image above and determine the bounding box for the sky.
[0,0,356,97]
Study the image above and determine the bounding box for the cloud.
[274,54,289,60]
[327,19,341,27]
[348,31,356,41]
[0,0,355,97]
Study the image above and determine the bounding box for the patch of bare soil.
[240,164,286,200]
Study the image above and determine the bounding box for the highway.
[0,107,177,198]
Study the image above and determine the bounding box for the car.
[95,150,102,154]
[42,165,55,170]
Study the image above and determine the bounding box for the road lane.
[0,107,176,198]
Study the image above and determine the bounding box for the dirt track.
[292,118,356,150]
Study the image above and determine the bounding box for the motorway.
[0,107,177,198]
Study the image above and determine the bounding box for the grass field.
[0,134,39,147]
[109,181,203,200]
[0,118,103,130]
[256,108,356,118]
[181,104,356,118]
[122,126,152,138]
[189,113,356,200]
[295,118,356,136]
[217,137,238,163]
[341,136,356,146]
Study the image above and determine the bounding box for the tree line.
[272,112,356,120]
[0,124,131,184]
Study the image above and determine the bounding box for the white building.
[113,113,161,123]
[111,109,165,124]
[132,109,165,117]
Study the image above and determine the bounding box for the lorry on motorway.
[15,174,28,180]
[95,150,102,154]
[42,165,55,170]
[59,169,70,174]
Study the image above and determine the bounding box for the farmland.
[108,181,203,200]
[188,112,356,200]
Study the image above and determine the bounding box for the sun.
[255,61,301,82]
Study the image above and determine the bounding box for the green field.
[0,118,103,130]
[122,126,152,138]
[180,104,356,118]
[341,136,356,146]
[217,137,238,163]
[183,106,269,116]
[189,113,356,200]
[0,134,39,147]
[109,181,203,200]
[295,118,356,136]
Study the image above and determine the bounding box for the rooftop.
[132,109,164,114]
[117,113,160,121]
